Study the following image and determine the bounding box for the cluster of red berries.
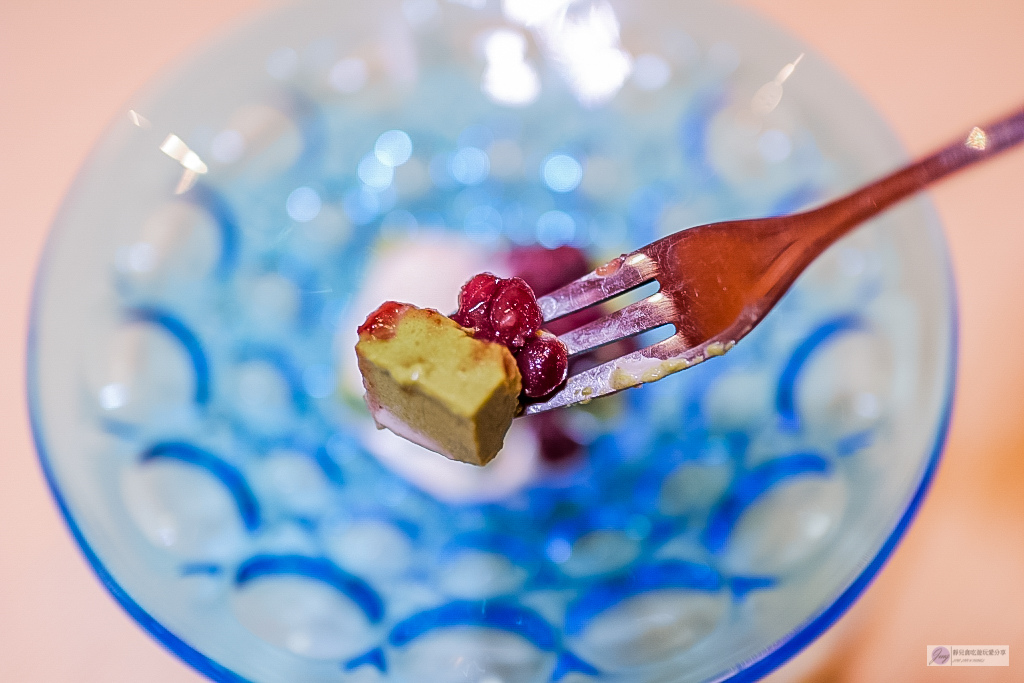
[452,273,569,398]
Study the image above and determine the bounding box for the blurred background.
[1,0,1022,680]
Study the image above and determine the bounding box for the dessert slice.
[355,302,522,466]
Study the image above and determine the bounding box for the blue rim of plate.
[25,9,959,683]
[27,344,250,680]
[718,283,958,682]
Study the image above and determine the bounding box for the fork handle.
[799,105,1024,250]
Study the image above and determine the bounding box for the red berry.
[452,272,500,332]
[506,245,598,336]
[453,272,562,396]
[488,277,542,350]
[517,333,569,397]
[358,301,412,340]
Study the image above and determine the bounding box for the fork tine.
[557,293,676,356]
[523,334,702,415]
[536,253,655,322]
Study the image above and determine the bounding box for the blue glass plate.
[29,1,955,681]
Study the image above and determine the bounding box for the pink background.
[2,1,1023,680]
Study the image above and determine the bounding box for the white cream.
[360,407,541,504]
[367,401,454,460]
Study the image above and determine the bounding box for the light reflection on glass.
[99,383,129,411]
[286,187,323,223]
[160,135,208,174]
[545,537,572,564]
[128,110,151,129]
[358,153,395,189]
[482,29,541,107]
[374,130,414,167]
[158,134,208,194]
[752,53,804,116]
[174,171,198,195]
[532,1,632,107]
[449,147,490,185]
[542,153,583,192]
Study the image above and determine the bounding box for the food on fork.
[451,273,569,398]
[355,275,568,466]
[355,303,522,466]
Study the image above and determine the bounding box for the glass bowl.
[28,0,955,681]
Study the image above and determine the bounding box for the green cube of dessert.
[355,303,522,466]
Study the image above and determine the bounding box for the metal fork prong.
[556,293,676,357]
[536,254,655,323]
[523,334,699,415]
[524,105,1024,414]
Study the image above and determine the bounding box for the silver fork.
[524,106,1024,415]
